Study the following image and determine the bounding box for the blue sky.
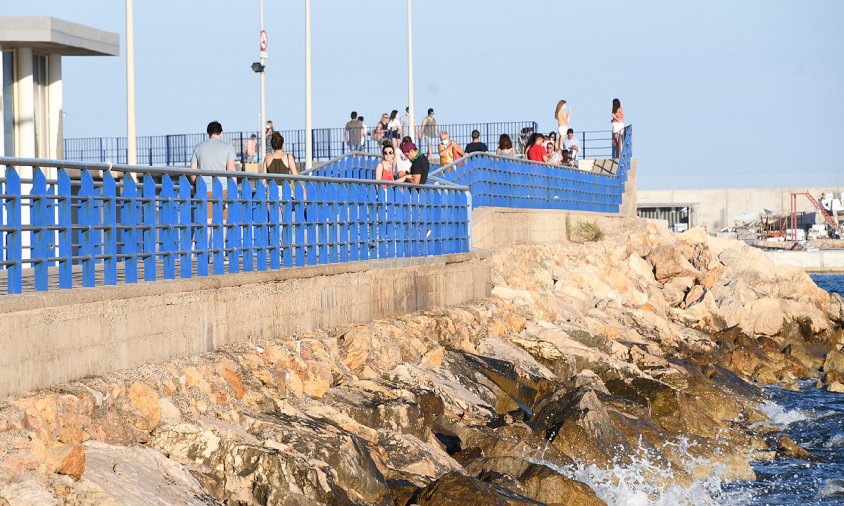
[2,0,842,189]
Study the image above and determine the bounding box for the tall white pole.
[304,0,313,169]
[259,0,265,164]
[407,0,416,141]
[126,0,137,165]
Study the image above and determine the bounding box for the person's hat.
[400,141,417,154]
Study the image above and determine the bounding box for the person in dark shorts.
[399,141,429,184]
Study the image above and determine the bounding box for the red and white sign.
[259,29,268,51]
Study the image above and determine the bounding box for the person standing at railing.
[373,113,389,145]
[611,98,625,159]
[464,130,489,154]
[555,100,572,139]
[263,132,299,175]
[437,131,464,166]
[399,140,430,184]
[345,111,362,152]
[265,120,275,155]
[375,143,396,188]
[245,134,258,163]
[358,116,370,151]
[496,134,516,157]
[387,110,402,150]
[190,121,236,182]
[400,107,411,138]
[396,137,413,180]
[527,133,552,163]
[561,128,580,162]
[420,108,438,157]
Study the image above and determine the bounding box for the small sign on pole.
[260,29,268,52]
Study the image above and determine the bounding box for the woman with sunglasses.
[376,142,396,188]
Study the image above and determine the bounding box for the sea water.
[541,274,844,505]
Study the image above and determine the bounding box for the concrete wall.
[638,186,841,232]
[0,253,490,397]
[765,250,844,273]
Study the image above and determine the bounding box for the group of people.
[190,97,627,185]
[345,108,443,157]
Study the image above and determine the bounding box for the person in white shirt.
[561,128,580,161]
[400,107,410,137]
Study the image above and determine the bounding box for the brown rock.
[414,471,541,505]
[35,442,86,480]
[777,436,811,460]
[128,381,161,431]
[340,326,372,373]
[519,463,606,506]
[823,349,844,374]
[221,368,245,400]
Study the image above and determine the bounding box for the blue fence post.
[121,174,139,283]
[79,170,96,287]
[160,175,177,279]
[57,169,73,289]
[294,182,305,267]
[268,180,281,270]
[338,183,349,263]
[31,168,48,291]
[305,182,317,266]
[178,175,193,278]
[211,177,225,275]
[143,174,157,281]
[253,179,268,272]
[4,168,22,293]
[240,178,254,272]
[195,177,209,276]
[395,186,407,258]
[102,171,118,285]
[327,182,338,264]
[226,177,241,273]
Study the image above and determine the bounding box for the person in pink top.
[375,143,396,189]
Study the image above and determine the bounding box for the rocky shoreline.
[1,218,843,505]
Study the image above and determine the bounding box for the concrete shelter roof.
[0,17,119,56]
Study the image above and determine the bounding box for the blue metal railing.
[430,125,633,213]
[0,158,470,295]
[63,121,614,167]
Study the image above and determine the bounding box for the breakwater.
[0,218,842,505]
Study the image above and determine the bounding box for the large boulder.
[413,471,543,506]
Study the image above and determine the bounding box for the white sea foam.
[756,400,808,427]
[818,478,844,498]
[824,433,844,449]
[538,438,753,506]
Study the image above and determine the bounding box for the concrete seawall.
[764,249,844,273]
[0,253,490,397]
[0,162,640,397]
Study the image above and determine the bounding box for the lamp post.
[304,0,313,169]
[126,0,137,165]
[407,0,415,142]
[259,0,266,163]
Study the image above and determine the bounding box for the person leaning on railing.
[263,132,299,176]
[496,134,516,157]
[398,141,429,184]
[437,131,464,166]
[375,143,396,189]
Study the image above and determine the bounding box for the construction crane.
[790,192,842,240]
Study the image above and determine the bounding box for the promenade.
[0,127,636,396]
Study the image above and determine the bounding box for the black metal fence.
[63,121,615,166]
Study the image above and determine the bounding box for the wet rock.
[412,471,543,505]
[777,436,812,460]
[518,463,606,506]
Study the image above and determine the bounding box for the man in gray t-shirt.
[191,121,236,175]
[345,111,362,152]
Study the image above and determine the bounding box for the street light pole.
[407,0,416,142]
[259,0,266,164]
[126,0,137,165]
[304,0,313,169]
